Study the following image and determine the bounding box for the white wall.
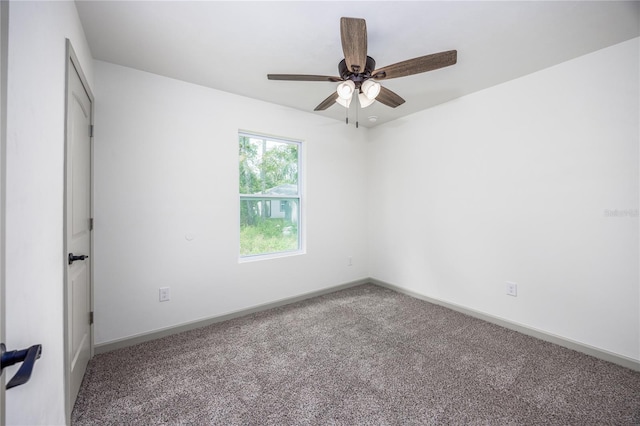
[93,61,368,345]
[5,1,93,425]
[0,1,8,422]
[368,38,639,361]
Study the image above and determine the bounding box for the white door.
[65,44,93,416]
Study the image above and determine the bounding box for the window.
[239,132,302,258]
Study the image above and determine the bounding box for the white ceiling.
[75,1,639,128]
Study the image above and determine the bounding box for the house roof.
[264,184,298,196]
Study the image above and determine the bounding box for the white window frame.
[238,131,304,261]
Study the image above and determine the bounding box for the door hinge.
[89,124,94,138]
[89,217,94,231]
[89,311,94,325]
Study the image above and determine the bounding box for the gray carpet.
[72,284,640,425]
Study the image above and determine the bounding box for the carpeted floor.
[72,284,640,425]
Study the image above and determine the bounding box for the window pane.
[239,136,298,196]
[240,198,299,256]
[239,134,301,257]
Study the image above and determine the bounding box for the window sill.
[239,250,306,263]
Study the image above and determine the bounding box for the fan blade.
[314,92,339,111]
[268,74,343,82]
[372,50,457,80]
[340,17,367,74]
[376,86,405,108]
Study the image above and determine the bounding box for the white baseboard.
[370,278,640,372]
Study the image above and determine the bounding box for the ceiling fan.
[268,17,457,115]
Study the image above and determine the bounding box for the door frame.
[63,39,94,423]
[0,1,9,424]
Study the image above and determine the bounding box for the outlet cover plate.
[159,287,171,302]
[506,282,517,297]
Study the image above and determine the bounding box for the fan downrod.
[338,56,376,90]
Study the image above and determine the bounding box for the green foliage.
[239,136,298,195]
[239,136,260,195]
[240,219,298,256]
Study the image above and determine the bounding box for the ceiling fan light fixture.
[336,80,355,100]
[358,93,375,108]
[361,80,381,100]
[336,96,352,108]
[267,18,457,114]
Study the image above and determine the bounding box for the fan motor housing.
[339,56,376,87]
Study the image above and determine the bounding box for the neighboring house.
[263,184,298,223]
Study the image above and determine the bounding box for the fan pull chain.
[356,100,359,128]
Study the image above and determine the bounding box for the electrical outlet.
[506,282,517,297]
[159,287,171,302]
[348,256,353,266]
